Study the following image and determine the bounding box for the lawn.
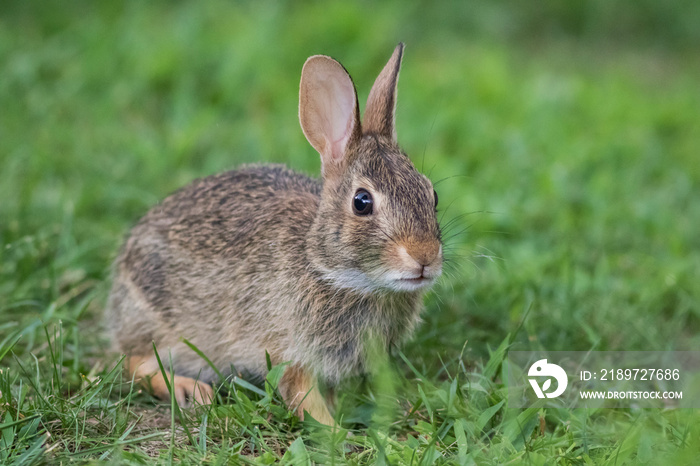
[1,1,699,463]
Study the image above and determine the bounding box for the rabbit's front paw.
[148,372,214,407]
[129,355,214,407]
[168,375,214,407]
[279,364,335,426]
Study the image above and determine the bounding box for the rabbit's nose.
[404,241,441,267]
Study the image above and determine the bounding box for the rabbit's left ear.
[363,43,404,141]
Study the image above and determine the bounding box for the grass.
[2,0,700,463]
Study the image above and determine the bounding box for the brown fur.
[107,43,442,424]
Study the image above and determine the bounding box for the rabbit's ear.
[363,43,404,141]
[299,55,361,177]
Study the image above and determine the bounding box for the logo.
[528,359,568,398]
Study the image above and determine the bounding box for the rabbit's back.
[108,165,321,379]
[147,164,320,255]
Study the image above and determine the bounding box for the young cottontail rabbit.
[107,43,442,425]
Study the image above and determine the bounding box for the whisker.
[427,162,438,179]
[438,198,461,224]
[442,226,476,242]
[440,210,497,229]
[441,221,476,238]
[433,174,473,187]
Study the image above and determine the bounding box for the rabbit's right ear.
[299,56,362,178]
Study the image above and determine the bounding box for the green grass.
[2,0,700,463]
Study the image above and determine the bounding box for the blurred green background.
[1,0,699,462]
[2,0,698,356]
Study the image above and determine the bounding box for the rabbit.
[107,43,442,426]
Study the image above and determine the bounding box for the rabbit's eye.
[433,189,439,209]
[353,189,374,216]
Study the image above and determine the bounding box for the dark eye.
[353,189,373,216]
[433,189,439,208]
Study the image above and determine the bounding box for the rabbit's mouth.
[392,275,437,292]
[320,267,439,294]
